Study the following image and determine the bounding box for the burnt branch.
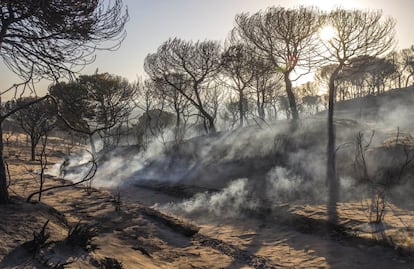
[26,151,97,203]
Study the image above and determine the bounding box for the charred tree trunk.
[174,106,181,142]
[174,104,181,131]
[37,135,48,202]
[260,87,266,121]
[327,66,341,225]
[239,90,244,127]
[31,137,36,161]
[205,116,216,134]
[283,72,299,122]
[256,93,265,121]
[255,80,266,121]
[0,122,9,204]
[193,85,216,134]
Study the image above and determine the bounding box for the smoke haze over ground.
[49,87,414,220]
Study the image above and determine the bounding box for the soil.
[1,126,414,268]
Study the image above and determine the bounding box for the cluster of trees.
[0,0,128,203]
[50,73,136,153]
[2,72,138,158]
[143,7,409,135]
[315,48,414,101]
[0,1,406,224]
[144,7,397,224]
[144,7,323,131]
[4,97,56,161]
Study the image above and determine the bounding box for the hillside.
[1,87,414,268]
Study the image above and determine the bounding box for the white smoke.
[45,87,414,217]
[266,166,304,202]
[46,134,169,187]
[161,178,258,218]
[47,150,92,179]
[162,166,326,218]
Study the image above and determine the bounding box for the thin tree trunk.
[256,89,261,120]
[327,67,341,225]
[175,106,181,131]
[31,138,36,161]
[207,117,216,133]
[398,74,402,88]
[239,90,244,127]
[260,87,266,120]
[38,136,48,202]
[193,84,216,134]
[256,90,265,121]
[283,72,299,122]
[174,105,182,143]
[0,122,9,204]
[198,106,216,134]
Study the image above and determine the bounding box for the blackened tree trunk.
[193,85,216,134]
[31,136,36,161]
[174,104,181,131]
[0,0,128,204]
[284,72,299,122]
[174,107,181,141]
[0,122,9,203]
[327,66,341,224]
[239,90,244,127]
[204,114,216,134]
[256,91,265,121]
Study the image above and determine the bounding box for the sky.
[1,0,413,99]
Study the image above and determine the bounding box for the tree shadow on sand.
[212,204,414,269]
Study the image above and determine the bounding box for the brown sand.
[1,135,414,268]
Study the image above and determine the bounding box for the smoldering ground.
[48,87,414,220]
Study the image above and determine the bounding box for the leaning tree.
[0,0,128,203]
[320,9,395,224]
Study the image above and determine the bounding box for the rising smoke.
[49,87,414,217]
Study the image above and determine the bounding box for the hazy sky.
[1,0,413,98]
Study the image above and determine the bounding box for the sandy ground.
[1,135,414,268]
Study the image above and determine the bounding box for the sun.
[319,25,336,41]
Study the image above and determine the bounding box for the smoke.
[160,178,258,218]
[162,166,331,218]
[378,105,414,132]
[47,134,169,187]
[45,87,414,218]
[266,166,319,203]
[47,150,93,180]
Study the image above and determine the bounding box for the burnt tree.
[0,0,128,203]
